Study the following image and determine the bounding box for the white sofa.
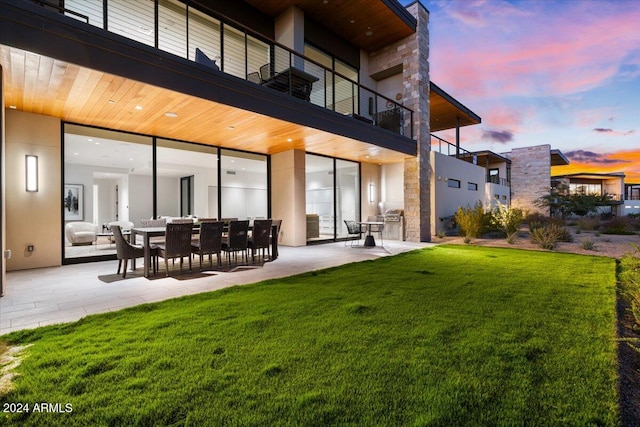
[65,222,98,246]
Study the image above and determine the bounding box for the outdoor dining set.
[110,218,281,279]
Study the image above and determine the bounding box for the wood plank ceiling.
[244,0,415,52]
[1,45,410,164]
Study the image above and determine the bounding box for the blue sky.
[400,0,640,180]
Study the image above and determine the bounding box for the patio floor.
[0,240,432,335]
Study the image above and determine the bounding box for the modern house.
[0,0,482,293]
[552,172,626,217]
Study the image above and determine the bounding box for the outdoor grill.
[383,209,405,241]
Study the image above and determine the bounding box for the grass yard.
[0,245,619,426]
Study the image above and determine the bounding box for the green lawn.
[0,245,619,426]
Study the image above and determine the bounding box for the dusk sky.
[404,0,640,182]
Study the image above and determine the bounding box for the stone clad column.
[368,3,431,242]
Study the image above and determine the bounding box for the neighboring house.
[552,172,626,217]
[0,0,482,291]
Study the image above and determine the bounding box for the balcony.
[35,0,413,139]
[430,134,473,157]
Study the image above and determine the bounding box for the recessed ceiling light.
[366,155,370,159]
[228,126,235,130]
[129,158,134,161]
[164,112,178,118]
[108,100,115,104]
[365,27,373,36]
[134,105,143,110]
[88,138,93,142]
[350,19,355,24]
[74,152,79,155]
[9,105,17,109]
[95,142,100,145]
[287,138,293,142]
[323,0,328,4]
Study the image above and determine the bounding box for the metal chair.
[247,71,262,84]
[248,219,272,262]
[156,222,194,276]
[344,220,363,247]
[222,220,249,265]
[191,220,224,270]
[112,225,155,278]
[260,63,274,81]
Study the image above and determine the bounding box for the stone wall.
[368,3,431,241]
[505,145,551,215]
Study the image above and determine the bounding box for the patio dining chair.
[156,222,194,276]
[344,220,363,247]
[112,225,156,278]
[191,220,224,270]
[248,219,272,262]
[222,220,250,266]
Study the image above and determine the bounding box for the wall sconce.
[368,183,375,203]
[25,155,39,192]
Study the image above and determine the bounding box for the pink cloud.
[429,0,640,99]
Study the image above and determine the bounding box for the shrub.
[455,202,486,241]
[580,238,596,251]
[620,245,640,329]
[576,216,600,231]
[506,232,517,244]
[602,216,632,234]
[529,223,573,249]
[524,211,547,225]
[491,203,524,237]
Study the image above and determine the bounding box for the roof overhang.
[244,0,416,52]
[430,82,481,132]
[552,172,626,180]
[0,0,415,164]
[462,150,511,165]
[550,149,570,166]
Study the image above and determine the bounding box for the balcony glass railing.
[487,176,510,187]
[35,0,413,139]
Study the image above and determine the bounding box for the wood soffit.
[244,0,416,52]
[0,45,411,164]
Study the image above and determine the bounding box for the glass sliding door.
[336,159,360,238]
[220,150,268,220]
[156,139,218,220]
[305,154,360,242]
[63,125,152,260]
[305,154,335,241]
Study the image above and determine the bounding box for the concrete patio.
[0,240,432,335]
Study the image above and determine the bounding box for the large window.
[156,139,218,219]
[570,183,602,195]
[220,150,268,220]
[64,125,153,260]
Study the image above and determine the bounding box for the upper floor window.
[447,179,461,189]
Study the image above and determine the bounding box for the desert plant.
[491,202,524,237]
[580,238,597,251]
[529,223,573,249]
[602,216,632,234]
[524,211,547,225]
[576,216,600,231]
[436,231,446,239]
[506,232,517,244]
[455,201,486,241]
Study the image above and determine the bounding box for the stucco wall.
[5,109,62,271]
[430,152,485,236]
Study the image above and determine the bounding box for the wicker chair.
[222,220,249,265]
[191,220,224,270]
[248,219,272,262]
[156,222,194,276]
[112,225,155,278]
[344,220,363,247]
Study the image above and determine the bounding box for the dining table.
[131,224,280,278]
[357,221,384,247]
